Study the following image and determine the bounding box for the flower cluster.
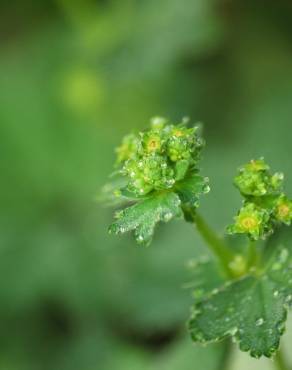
[115,117,204,197]
[227,159,292,240]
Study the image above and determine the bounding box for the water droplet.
[130,171,136,178]
[277,322,285,334]
[255,318,264,326]
[285,295,292,303]
[203,183,210,194]
[182,116,190,124]
[166,179,175,186]
[163,212,173,221]
[273,290,279,297]
[137,235,144,242]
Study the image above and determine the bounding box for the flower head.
[115,118,204,196]
[275,195,292,225]
[234,158,283,197]
[227,203,270,240]
[228,158,291,240]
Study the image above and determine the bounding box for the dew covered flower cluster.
[115,117,204,197]
[228,158,292,240]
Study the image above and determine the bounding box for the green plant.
[103,117,292,368]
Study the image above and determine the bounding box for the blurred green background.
[1,0,292,369]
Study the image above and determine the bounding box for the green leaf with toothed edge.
[175,174,210,211]
[108,192,183,246]
[188,246,292,358]
[184,255,225,301]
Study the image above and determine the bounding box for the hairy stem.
[191,212,234,277]
[274,348,290,370]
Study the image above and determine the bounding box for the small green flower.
[245,158,269,172]
[227,203,270,240]
[271,172,284,190]
[115,133,139,164]
[274,195,292,225]
[228,158,290,240]
[234,158,283,197]
[166,126,201,162]
[114,118,204,197]
[141,131,163,154]
[234,171,268,196]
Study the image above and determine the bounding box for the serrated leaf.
[109,192,183,246]
[189,246,292,358]
[184,256,225,300]
[175,174,209,211]
[99,176,148,208]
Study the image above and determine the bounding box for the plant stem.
[191,212,234,277]
[220,339,233,370]
[247,240,257,268]
[274,348,290,370]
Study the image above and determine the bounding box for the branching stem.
[191,212,234,277]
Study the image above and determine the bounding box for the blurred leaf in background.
[1,0,292,369]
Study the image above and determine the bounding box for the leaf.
[108,192,183,246]
[188,246,292,358]
[99,176,148,207]
[175,174,210,211]
[184,255,225,300]
[175,160,190,181]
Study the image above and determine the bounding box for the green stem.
[191,212,234,277]
[220,339,233,370]
[274,348,290,370]
[247,240,257,268]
